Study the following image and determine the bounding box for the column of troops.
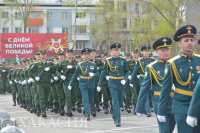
[0,24,200,133]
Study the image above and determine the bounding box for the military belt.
[153,91,174,97]
[80,76,92,80]
[175,88,193,96]
[109,76,124,80]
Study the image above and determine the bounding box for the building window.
[135,3,140,17]
[76,40,87,49]
[15,27,22,33]
[28,28,39,33]
[2,27,9,33]
[121,18,127,29]
[47,27,51,33]
[15,12,22,19]
[62,27,68,33]
[76,25,87,34]
[2,11,9,18]
[47,11,53,19]
[120,1,127,11]
[63,12,68,20]
[76,12,86,18]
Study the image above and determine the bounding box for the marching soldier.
[0,63,8,94]
[157,25,200,133]
[68,48,98,121]
[130,45,155,116]
[63,49,77,117]
[186,76,200,128]
[136,37,176,133]
[97,42,129,127]
[53,51,66,116]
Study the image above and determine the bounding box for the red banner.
[0,33,68,58]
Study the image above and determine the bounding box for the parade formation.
[0,24,200,133]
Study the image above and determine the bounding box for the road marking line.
[85,125,158,133]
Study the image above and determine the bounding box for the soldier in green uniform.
[63,49,77,117]
[7,63,17,106]
[158,25,200,133]
[30,50,46,117]
[0,64,8,94]
[136,37,176,133]
[130,45,154,116]
[68,48,98,121]
[37,50,52,117]
[124,53,138,113]
[90,49,102,116]
[186,76,200,128]
[97,42,129,127]
[53,51,66,116]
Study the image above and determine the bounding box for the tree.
[130,0,198,53]
[90,0,134,52]
[6,0,33,33]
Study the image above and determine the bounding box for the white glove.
[77,77,80,81]
[24,80,27,84]
[30,78,34,83]
[128,75,132,80]
[121,80,126,85]
[97,86,101,92]
[14,80,17,83]
[50,79,54,83]
[106,76,110,80]
[54,76,58,81]
[67,65,73,69]
[137,75,141,79]
[89,72,94,77]
[68,86,72,90]
[186,116,198,127]
[157,115,167,123]
[129,84,133,88]
[2,70,6,72]
[35,76,40,81]
[136,113,146,117]
[28,79,31,84]
[60,75,66,80]
[44,67,50,71]
[9,81,13,84]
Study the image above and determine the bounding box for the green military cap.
[174,24,197,41]
[110,42,121,49]
[81,48,91,54]
[153,37,173,50]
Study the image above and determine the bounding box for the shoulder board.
[147,60,158,68]
[78,61,85,65]
[106,57,112,60]
[193,53,200,58]
[168,55,181,64]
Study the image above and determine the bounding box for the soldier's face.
[81,53,89,60]
[142,50,150,58]
[179,37,196,55]
[66,52,73,59]
[156,47,170,61]
[111,49,120,56]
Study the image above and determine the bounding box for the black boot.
[66,112,73,117]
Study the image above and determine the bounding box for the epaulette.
[147,60,158,68]
[168,55,181,64]
[193,53,200,58]
[78,61,85,66]
[106,57,112,60]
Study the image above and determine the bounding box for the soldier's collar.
[157,59,167,64]
[180,52,194,59]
